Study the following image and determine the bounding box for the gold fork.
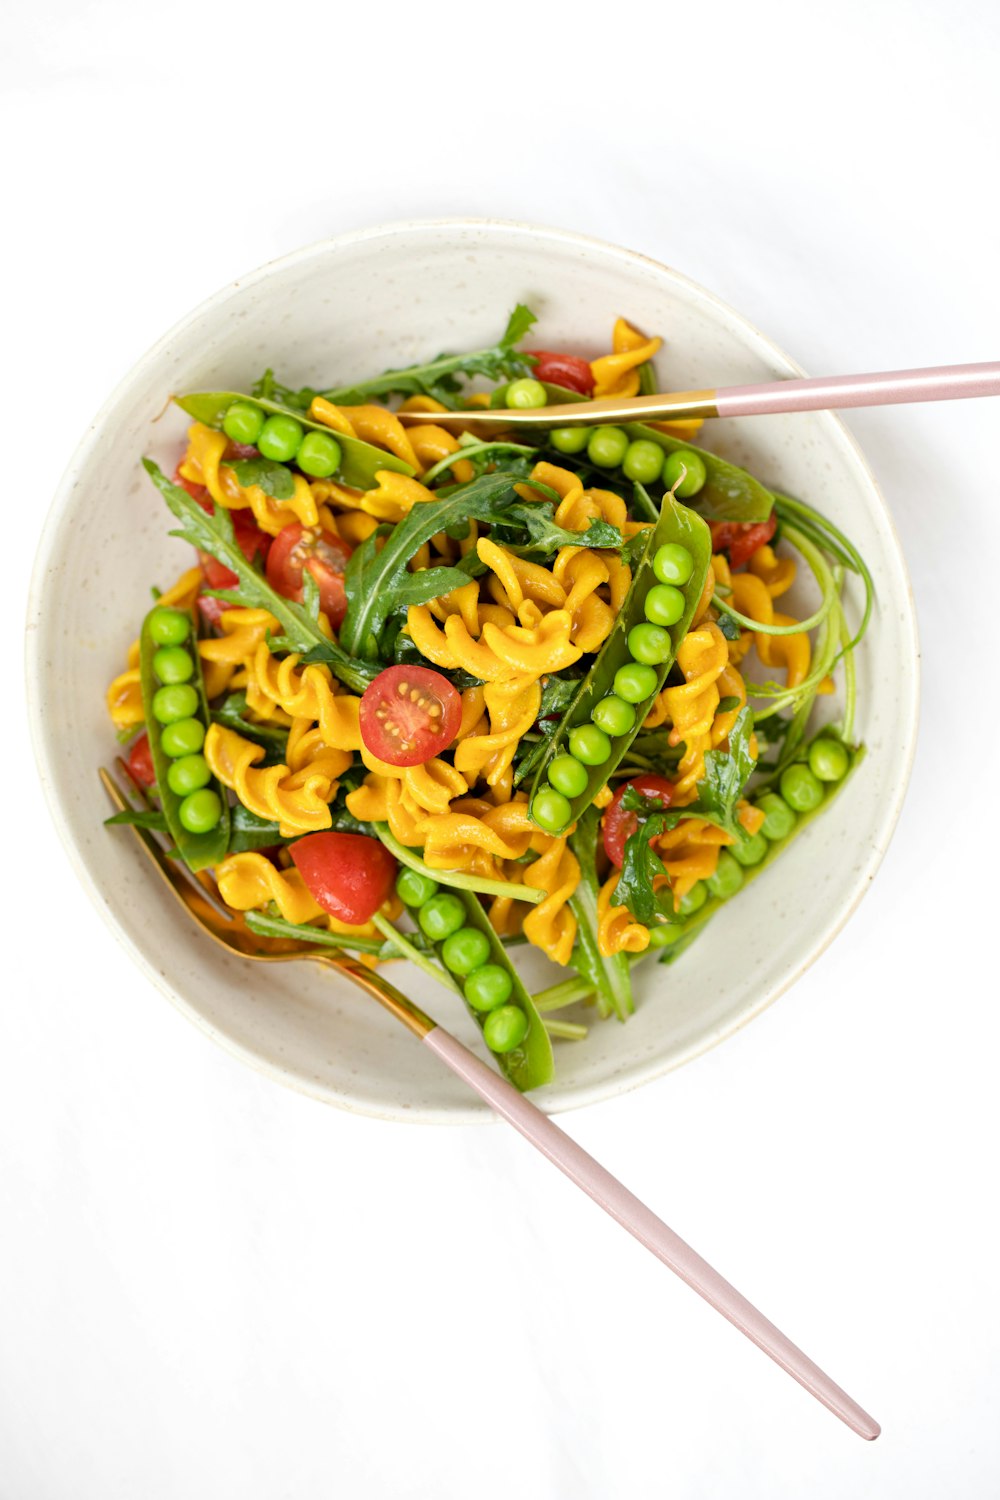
[100,764,880,1439]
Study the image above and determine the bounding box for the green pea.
[166,754,212,797]
[646,923,684,948]
[780,763,824,812]
[178,788,222,834]
[592,695,636,737]
[483,1004,529,1053]
[613,662,659,704]
[257,414,304,462]
[296,431,342,478]
[549,426,588,454]
[663,449,707,497]
[548,755,589,798]
[441,927,492,977]
[678,881,708,916]
[652,542,694,587]
[587,425,629,468]
[222,401,266,446]
[644,584,685,627]
[148,607,189,646]
[531,787,572,833]
[396,867,439,908]
[568,725,611,766]
[706,849,744,899]
[628,623,672,665]
[756,792,797,842]
[417,893,467,942]
[152,645,194,685]
[160,717,205,758]
[729,830,769,867]
[505,377,547,409]
[464,964,514,1012]
[152,684,199,725]
[808,737,850,783]
[622,438,664,484]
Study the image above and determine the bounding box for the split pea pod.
[174,391,415,491]
[528,489,713,836]
[395,871,554,1092]
[139,605,230,871]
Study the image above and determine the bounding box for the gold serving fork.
[100,763,879,1440]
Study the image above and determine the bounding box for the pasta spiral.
[204,724,344,837]
[180,423,319,536]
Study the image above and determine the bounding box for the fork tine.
[102,763,235,924]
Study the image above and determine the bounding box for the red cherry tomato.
[290,832,397,925]
[126,731,156,787]
[197,594,227,627]
[266,523,353,629]
[709,513,778,571]
[359,665,462,768]
[197,511,272,590]
[601,774,676,869]
[525,350,595,396]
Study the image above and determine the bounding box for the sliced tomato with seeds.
[291,832,397,925]
[360,665,462,768]
[710,513,777,570]
[266,523,352,629]
[525,350,595,396]
[601,774,676,869]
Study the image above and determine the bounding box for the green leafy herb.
[258,305,539,412]
[228,805,289,853]
[339,470,524,658]
[716,695,741,713]
[104,808,168,831]
[718,613,742,642]
[567,807,635,1020]
[496,503,623,556]
[211,693,290,756]
[226,458,295,500]
[142,460,376,694]
[667,706,757,840]
[612,814,678,927]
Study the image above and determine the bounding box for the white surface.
[25,219,918,1121]
[3,1,998,1495]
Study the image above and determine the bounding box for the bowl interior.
[27,222,918,1122]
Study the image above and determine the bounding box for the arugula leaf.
[718,613,742,642]
[620,783,671,814]
[227,458,295,500]
[211,693,290,757]
[495,503,623,556]
[567,807,635,1019]
[228,805,289,853]
[612,813,679,927]
[667,706,757,840]
[104,808,168,832]
[142,460,376,694]
[717,695,741,713]
[339,470,523,658]
[257,305,539,412]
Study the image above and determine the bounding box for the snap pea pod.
[139,608,230,872]
[400,881,553,1092]
[174,391,414,490]
[527,490,712,834]
[622,424,774,524]
[648,745,865,964]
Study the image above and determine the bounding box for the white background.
[4,2,998,1496]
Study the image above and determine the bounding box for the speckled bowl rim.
[26,218,920,1123]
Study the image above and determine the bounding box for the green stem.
[533,976,594,1011]
[244,911,385,953]
[375,823,546,904]
[370,912,462,995]
[543,1019,589,1042]
[422,441,536,486]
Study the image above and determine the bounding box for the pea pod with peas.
[139,605,230,871]
[174,391,416,491]
[528,489,713,836]
[395,867,554,1091]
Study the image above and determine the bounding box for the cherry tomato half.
[290,831,397,925]
[525,350,595,396]
[173,464,212,512]
[197,510,272,591]
[710,513,777,571]
[601,774,676,868]
[266,523,352,629]
[359,665,462,768]
[126,731,156,787]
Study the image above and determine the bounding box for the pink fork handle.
[424,1026,880,1441]
[717,360,1000,418]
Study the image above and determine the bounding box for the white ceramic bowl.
[27,221,919,1123]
